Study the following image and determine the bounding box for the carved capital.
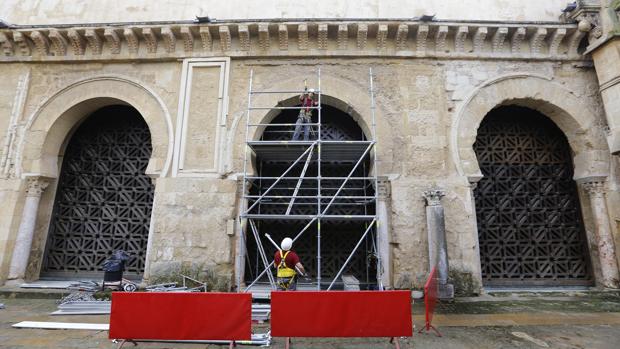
[423,189,445,206]
[562,1,603,41]
[581,180,606,197]
[25,176,49,197]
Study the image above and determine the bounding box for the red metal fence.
[419,267,441,336]
[109,292,252,342]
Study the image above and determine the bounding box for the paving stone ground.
[1,292,620,348]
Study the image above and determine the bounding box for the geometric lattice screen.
[473,106,592,286]
[246,106,376,284]
[42,106,154,277]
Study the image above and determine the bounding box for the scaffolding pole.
[317,68,322,290]
[369,67,384,291]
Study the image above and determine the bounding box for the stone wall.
[0,52,617,292]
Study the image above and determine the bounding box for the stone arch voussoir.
[452,74,609,181]
[19,76,173,178]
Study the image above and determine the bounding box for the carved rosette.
[423,189,445,206]
[25,176,49,197]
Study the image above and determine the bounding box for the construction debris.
[20,280,75,289]
[131,332,272,346]
[67,280,100,292]
[58,291,98,304]
[12,321,109,331]
[51,301,111,316]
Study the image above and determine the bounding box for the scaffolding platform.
[247,141,374,162]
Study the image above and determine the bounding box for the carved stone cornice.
[0,20,591,62]
[423,189,445,206]
[24,176,49,198]
[562,0,603,42]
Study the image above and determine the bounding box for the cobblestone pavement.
[1,295,620,348]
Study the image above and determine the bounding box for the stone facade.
[0,0,619,293]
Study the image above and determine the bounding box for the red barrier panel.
[109,292,252,341]
[419,267,441,336]
[271,291,412,338]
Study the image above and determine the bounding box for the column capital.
[578,176,607,196]
[24,176,49,197]
[423,189,445,206]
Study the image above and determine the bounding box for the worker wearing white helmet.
[274,237,307,290]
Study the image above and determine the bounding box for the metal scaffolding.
[240,68,381,292]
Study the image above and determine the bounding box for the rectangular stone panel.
[175,58,230,175]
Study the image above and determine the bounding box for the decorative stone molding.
[0,32,14,56]
[180,27,194,52]
[84,29,102,55]
[377,24,388,49]
[13,32,31,56]
[199,26,212,51]
[67,29,85,55]
[416,25,429,54]
[423,189,445,206]
[123,28,139,54]
[104,28,121,54]
[238,25,250,51]
[142,27,158,53]
[337,24,348,50]
[48,29,68,56]
[530,27,548,55]
[395,24,408,50]
[491,27,508,53]
[161,26,176,53]
[219,26,231,51]
[298,24,308,50]
[562,0,602,42]
[511,27,526,53]
[357,23,368,50]
[258,24,269,51]
[0,20,591,61]
[473,27,487,52]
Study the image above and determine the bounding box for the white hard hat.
[281,237,293,251]
[308,88,315,93]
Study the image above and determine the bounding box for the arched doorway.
[245,104,377,288]
[474,106,592,286]
[41,105,154,278]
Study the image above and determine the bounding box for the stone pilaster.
[581,178,620,288]
[7,176,49,284]
[423,189,454,299]
[234,177,247,291]
[376,176,392,289]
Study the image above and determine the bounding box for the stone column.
[423,189,454,299]
[376,177,392,289]
[7,176,49,284]
[581,178,620,288]
[234,178,247,291]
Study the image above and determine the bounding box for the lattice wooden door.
[474,106,592,286]
[42,106,154,277]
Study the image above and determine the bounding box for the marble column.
[376,177,392,289]
[7,176,49,284]
[423,189,454,299]
[581,178,620,288]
